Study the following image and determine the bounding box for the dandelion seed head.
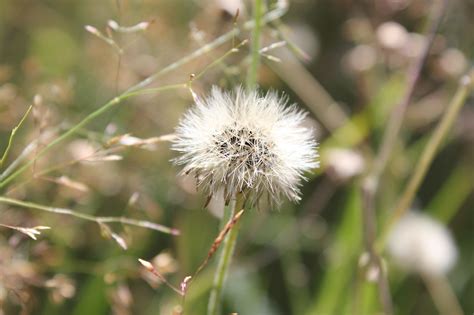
[172,86,319,205]
[387,212,458,276]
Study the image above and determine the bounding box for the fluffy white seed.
[325,148,365,181]
[387,212,458,276]
[172,86,319,205]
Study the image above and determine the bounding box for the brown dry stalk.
[137,209,245,301]
[193,209,245,278]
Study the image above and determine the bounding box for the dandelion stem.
[246,0,264,89]
[207,194,246,315]
[378,69,474,250]
[0,196,179,235]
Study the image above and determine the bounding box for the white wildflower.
[387,212,458,276]
[172,86,318,205]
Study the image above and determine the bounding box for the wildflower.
[387,212,458,276]
[172,86,318,206]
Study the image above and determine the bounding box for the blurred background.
[0,0,473,314]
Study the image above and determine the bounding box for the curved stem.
[0,196,178,235]
[0,104,33,168]
[207,194,245,315]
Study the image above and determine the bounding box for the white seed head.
[387,211,458,276]
[376,21,408,50]
[172,86,319,205]
[325,148,365,181]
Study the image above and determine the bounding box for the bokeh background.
[0,0,473,314]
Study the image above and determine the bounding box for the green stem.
[246,0,263,89]
[207,194,245,315]
[378,70,474,250]
[0,105,33,168]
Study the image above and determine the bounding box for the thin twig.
[0,105,33,168]
[193,39,248,81]
[194,209,245,278]
[0,196,179,235]
[174,208,246,313]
